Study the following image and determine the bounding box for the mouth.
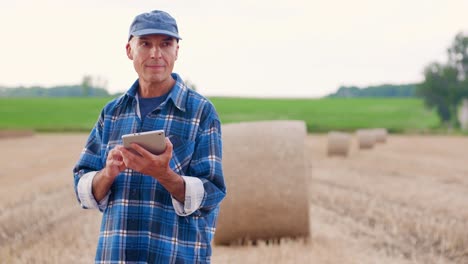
[146,65,164,68]
[145,65,165,72]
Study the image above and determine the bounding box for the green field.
[0,97,440,133]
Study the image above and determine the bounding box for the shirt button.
[130,189,138,199]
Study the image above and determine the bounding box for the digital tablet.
[122,130,166,155]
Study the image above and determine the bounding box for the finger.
[119,147,131,159]
[119,145,136,158]
[108,150,121,161]
[120,152,131,168]
[107,156,124,167]
[114,145,125,153]
[119,147,141,168]
[130,143,153,159]
[111,159,124,166]
[110,149,123,161]
[107,148,125,165]
[164,137,173,153]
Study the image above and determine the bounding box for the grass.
[0,97,440,133]
[211,97,440,133]
[0,98,106,132]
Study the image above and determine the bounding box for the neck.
[138,77,175,98]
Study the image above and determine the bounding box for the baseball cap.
[128,10,182,41]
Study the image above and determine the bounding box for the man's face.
[126,35,179,87]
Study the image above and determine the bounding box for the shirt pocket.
[168,135,195,175]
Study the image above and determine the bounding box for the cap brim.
[130,29,181,40]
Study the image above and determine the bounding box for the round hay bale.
[0,130,34,139]
[373,128,388,143]
[327,131,351,156]
[215,120,310,245]
[356,129,376,149]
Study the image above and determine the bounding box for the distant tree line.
[0,75,197,98]
[327,83,417,98]
[0,75,114,97]
[0,85,111,97]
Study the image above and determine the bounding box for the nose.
[150,46,162,59]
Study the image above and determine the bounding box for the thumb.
[165,137,173,153]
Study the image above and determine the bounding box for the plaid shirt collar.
[124,72,187,113]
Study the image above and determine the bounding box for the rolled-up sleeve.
[73,112,108,212]
[171,176,205,216]
[77,171,110,211]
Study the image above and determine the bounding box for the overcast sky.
[1,0,467,97]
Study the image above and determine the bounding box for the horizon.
[0,80,420,99]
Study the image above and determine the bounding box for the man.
[73,10,226,263]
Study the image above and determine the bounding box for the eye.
[138,41,149,47]
[161,40,175,47]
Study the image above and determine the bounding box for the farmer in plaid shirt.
[73,10,226,263]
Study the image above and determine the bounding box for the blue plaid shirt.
[73,73,226,263]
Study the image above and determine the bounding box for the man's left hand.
[116,138,185,202]
[117,137,173,180]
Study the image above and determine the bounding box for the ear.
[175,44,179,61]
[126,42,133,60]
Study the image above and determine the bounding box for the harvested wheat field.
[0,133,467,263]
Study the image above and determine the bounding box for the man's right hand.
[92,146,126,202]
[103,146,126,179]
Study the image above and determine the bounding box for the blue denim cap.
[128,10,181,41]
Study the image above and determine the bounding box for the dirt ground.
[0,133,467,263]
